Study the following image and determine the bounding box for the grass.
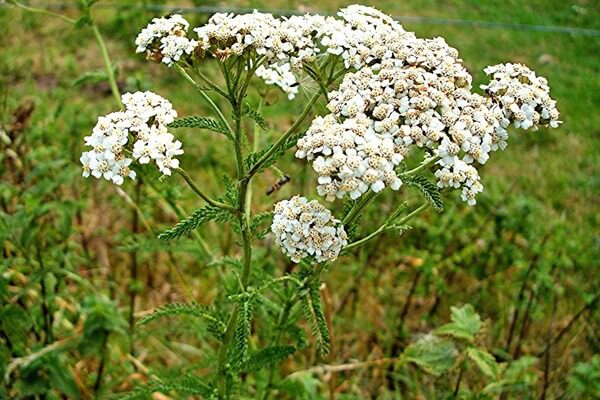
[0,0,598,398]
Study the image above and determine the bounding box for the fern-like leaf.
[244,128,307,173]
[250,212,273,240]
[404,175,444,212]
[169,115,232,140]
[138,302,226,340]
[158,204,233,240]
[230,300,253,370]
[300,284,330,359]
[243,103,268,129]
[242,345,295,373]
[122,375,215,400]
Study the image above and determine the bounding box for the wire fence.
[4,1,600,37]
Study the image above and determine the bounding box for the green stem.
[216,81,253,398]
[90,23,122,107]
[341,191,378,226]
[175,64,233,135]
[10,1,76,24]
[193,67,229,98]
[174,168,234,211]
[401,156,439,177]
[247,90,321,178]
[343,203,429,252]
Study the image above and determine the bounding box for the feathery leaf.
[242,345,296,373]
[230,299,253,370]
[138,302,226,340]
[158,204,234,241]
[243,103,268,130]
[300,284,330,359]
[404,174,444,212]
[169,115,232,140]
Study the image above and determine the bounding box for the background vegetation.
[1,0,598,398]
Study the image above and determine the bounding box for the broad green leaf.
[467,347,500,380]
[436,304,482,341]
[484,356,538,394]
[401,335,457,376]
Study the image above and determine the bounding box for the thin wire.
[6,1,600,37]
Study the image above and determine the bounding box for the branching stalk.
[343,202,429,252]
[174,168,235,211]
[175,64,233,135]
[9,1,76,24]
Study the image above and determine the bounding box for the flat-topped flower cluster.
[81,91,183,184]
[135,14,197,66]
[131,7,559,207]
[271,196,348,263]
[83,5,562,263]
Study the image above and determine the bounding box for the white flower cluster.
[81,91,182,184]
[256,63,299,99]
[193,12,327,65]
[299,45,559,204]
[321,5,411,70]
[482,63,561,130]
[271,196,348,263]
[80,112,136,185]
[135,14,197,66]
[131,6,560,206]
[296,113,406,201]
[187,7,410,97]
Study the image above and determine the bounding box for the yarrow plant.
[80,5,560,398]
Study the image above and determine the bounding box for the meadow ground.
[0,0,599,398]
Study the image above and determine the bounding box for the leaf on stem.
[243,103,268,130]
[158,204,234,241]
[245,129,307,173]
[400,334,457,376]
[169,116,232,141]
[404,175,444,212]
[467,347,501,380]
[241,345,296,373]
[138,302,226,341]
[300,283,330,360]
[342,199,361,241]
[436,304,482,342]
[250,211,273,240]
[230,299,254,370]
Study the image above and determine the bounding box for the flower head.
[81,91,182,184]
[136,14,197,66]
[271,196,348,263]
